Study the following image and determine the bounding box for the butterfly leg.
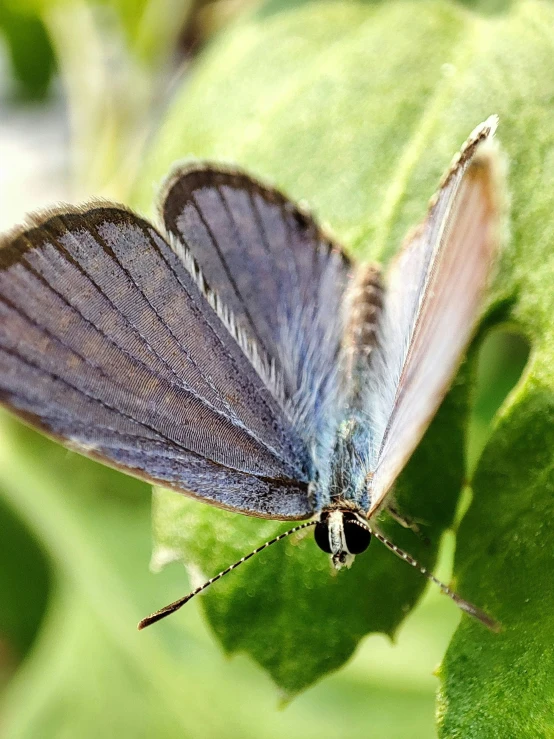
[386,504,430,546]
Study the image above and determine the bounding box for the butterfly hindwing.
[161,164,352,449]
[0,207,313,519]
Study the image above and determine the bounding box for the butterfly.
[0,116,501,631]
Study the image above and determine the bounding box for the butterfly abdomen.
[343,264,383,398]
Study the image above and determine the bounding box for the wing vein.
[37,225,199,392]
[143,221,307,477]
[2,253,297,475]
[210,186,271,350]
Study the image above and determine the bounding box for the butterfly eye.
[314,521,332,553]
[343,520,371,554]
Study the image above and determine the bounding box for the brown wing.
[365,116,501,515]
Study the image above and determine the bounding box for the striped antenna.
[138,520,317,630]
[363,523,500,632]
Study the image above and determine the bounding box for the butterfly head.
[314,506,371,570]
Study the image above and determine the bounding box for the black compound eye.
[314,521,332,553]
[343,520,371,554]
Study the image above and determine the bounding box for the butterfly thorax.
[326,416,373,510]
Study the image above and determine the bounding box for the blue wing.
[162,164,352,451]
[0,207,313,519]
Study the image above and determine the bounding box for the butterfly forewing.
[0,207,313,519]
[161,165,352,448]
[364,117,501,514]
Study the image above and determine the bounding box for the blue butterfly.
[0,117,501,630]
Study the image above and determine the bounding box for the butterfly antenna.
[360,523,500,632]
[138,520,316,630]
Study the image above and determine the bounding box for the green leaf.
[132,0,554,718]
[0,495,50,662]
[0,5,55,100]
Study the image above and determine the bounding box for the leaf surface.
[132,0,554,707]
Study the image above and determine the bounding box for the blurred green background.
[0,0,538,736]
